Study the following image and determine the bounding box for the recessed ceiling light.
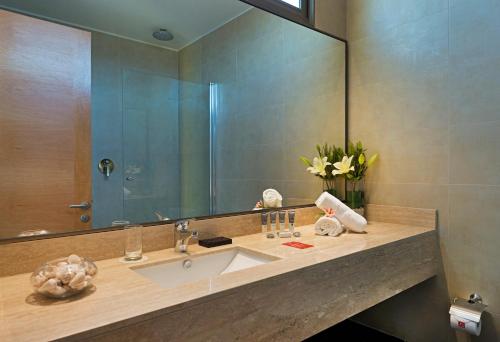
[152,29,173,41]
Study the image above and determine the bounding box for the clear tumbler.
[124,224,143,261]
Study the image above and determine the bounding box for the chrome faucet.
[174,220,198,253]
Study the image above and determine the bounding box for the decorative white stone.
[38,278,58,293]
[70,280,88,291]
[84,261,97,276]
[56,266,74,285]
[46,284,67,297]
[69,272,86,289]
[57,261,68,268]
[68,254,81,264]
[31,274,45,288]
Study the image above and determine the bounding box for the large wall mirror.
[0,0,346,241]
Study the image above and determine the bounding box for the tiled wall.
[314,0,347,39]
[346,0,500,340]
[178,8,346,215]
[92,33,180,226]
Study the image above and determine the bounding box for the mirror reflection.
[0,0,345,239]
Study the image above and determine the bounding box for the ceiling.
[0,0,252,50]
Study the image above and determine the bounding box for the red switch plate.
[282,242,314,249]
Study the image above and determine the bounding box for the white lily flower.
[306,157,331,177]
[333,155,354,175]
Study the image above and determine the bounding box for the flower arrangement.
[342,141,378,209]
[344,141,378,183]
[300,144,344,196]
[301,141,378,210]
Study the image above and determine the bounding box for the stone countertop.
[0,221,436,341]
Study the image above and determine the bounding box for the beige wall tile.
[448,185,500,314]
[366,204,436,228]
[348,0,500,339]
[450,121,500,186]
[347,0,448,42]
[449,0,500,62]
[364,182,449,239]
[449,58,500,125]
[314,0,346,39]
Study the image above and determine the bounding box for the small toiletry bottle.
[269,211,277,236]
[288,210,296,234]
[278,210,286,234]
[261,212,269,235]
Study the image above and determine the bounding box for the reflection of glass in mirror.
[0,0,345,240]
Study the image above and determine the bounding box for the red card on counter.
[282,242,314,249]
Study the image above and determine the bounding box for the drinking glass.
[124,224,143,261]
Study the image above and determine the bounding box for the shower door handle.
[69,202,91,210]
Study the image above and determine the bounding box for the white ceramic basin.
[132,247,278,289]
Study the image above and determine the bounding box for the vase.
[322,179,337,197]
[346,180,364,212]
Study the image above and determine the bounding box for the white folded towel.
[262,188,283,208]
[315,216,344,237]
[315,192,367,233]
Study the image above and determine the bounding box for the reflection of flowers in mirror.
[300,144,345,197]
[306,157,331,176]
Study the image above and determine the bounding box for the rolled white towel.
[315,216,344,237]
[315,192,367,233]
[262,189,283,208]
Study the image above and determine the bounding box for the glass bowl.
[30,255,97,299]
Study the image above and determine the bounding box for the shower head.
[152,28,173,41]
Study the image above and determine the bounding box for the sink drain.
[183,259,192,269]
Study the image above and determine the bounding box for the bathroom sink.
[132,247,279,289]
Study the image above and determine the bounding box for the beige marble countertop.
[0,221,435,342]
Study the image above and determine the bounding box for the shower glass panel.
[122,69,181,223]
[178,80,211,219]
[122,72,211,224]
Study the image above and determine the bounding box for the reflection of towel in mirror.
[315,216,344,237]
[263,189,283,208]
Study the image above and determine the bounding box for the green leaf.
[367,153,378,167]
[300,156,312,167]
[356,141,363,150]
[348,141,355,156]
